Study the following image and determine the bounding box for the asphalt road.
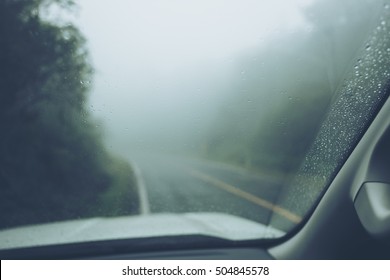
[129,151,301,230]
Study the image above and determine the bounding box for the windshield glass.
[0,0,389,249]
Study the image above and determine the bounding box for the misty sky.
[73,0,313,154]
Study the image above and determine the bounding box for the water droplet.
[365,45,371,51]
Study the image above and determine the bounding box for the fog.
[74,0,312,155]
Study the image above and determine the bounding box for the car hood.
[0,212,284,250]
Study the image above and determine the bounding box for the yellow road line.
[189,169,302,224]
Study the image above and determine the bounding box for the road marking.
[130,161,151,215]
[189,169,302,224]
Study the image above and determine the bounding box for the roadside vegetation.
[197,0,376,182]
[0,0,138,229]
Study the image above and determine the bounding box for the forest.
[196,0,379,182]
[0,0,138,229]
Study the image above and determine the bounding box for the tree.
[0,0,137,229]
[201,0,379,182]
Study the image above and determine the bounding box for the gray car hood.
[0,212,284,250]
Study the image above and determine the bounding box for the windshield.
[0,0,389,250]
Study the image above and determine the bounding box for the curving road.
[129,151,301,231]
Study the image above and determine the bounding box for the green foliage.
[200,0,375,180]
[96,159,139,217]
[0,0,138,229]
[202,35,332,178]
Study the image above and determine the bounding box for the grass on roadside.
[92,157,140,217]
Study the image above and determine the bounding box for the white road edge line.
[129,160,150,215]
